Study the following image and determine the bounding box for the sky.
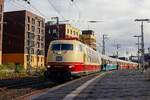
[4,0,150,57]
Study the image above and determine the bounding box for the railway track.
[0,76,55,100]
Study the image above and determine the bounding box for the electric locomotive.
[45,40,101,80]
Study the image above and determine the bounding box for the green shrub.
[15,64,25,73]
[0,63,25,73]
[0,63,15,71]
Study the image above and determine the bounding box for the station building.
[80,30,97,50]
[0,0,4,65]
[45,23,81,64]
[2,10,45,69]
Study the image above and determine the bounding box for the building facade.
[45,23,81,64]
[80,30,96,50]
[0,0,4,65]
[3,10,45,69]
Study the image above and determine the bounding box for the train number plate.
[56,56,63,61]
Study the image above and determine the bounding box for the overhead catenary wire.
[47,0,67,21]
[9,0,50,20]
[7,0,26,10]
[68,0,82,27]
[28,3,50,20]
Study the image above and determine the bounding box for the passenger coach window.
[51,44,73,50]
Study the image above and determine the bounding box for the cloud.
[4,0,150,56]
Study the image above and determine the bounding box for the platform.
[31,70,150,100]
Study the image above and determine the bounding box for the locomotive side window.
[51,44,73,51]
[78,44,83,51]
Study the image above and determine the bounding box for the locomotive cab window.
[51,44,73,51]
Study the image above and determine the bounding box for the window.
[27,40,34,47]
[37,56,39,62]
[41,36,44,41]
[36,35,40,41]
[0,14,2,22]
[32,56,34,62]
[31,48,34,54]
[27,24,30,31]
[52,29,57,34]
[37,49,40,54]
[0,24,1,31]
[26,48,28,54]
[40,50,44,55]
[26,55,30,61]
[0,5,3,12]
[32,18,35,24]
[41,43,44,48]
[27,40,30,46]
[31,26,35,32]
[67,29,69,34]
[41,29,44,34]
[76,32,78,36]
[27,32,34,39]
[51,44,73,51]
[42,21,44,27]
[37,42,40,48]
[41,57,43,62]
[48,29,51,34]
[27,16,30,23]
[38,21,40,27]
[71,30,72,34]
[38,28,40,34]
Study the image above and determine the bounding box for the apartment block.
[3,10,45,69]
[80,30,96,50]
[0,0,4,65]
[45,23,81,62]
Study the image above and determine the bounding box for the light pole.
[135,19,149,69]
[102,34,108,55]
[133,35,141,69]
[115,44,121,58]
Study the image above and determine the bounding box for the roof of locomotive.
[50,40,80,44]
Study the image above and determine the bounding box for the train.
[44,40,138,81]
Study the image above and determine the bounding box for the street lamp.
[87,20,104,30]
[133,35,141,69]
[135,18,150,69]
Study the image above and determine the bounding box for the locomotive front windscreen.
[51,44,73,51]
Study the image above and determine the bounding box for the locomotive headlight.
[47,65,51,68]
[69,65,74,68]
